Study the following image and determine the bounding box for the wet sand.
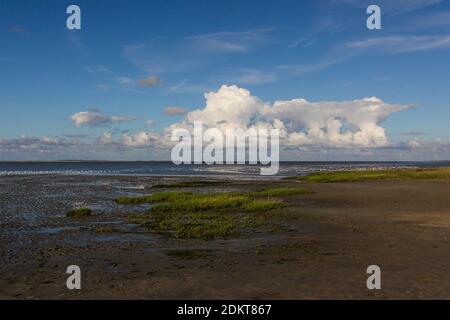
[1,175,450,299]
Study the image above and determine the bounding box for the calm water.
[1,161,449,177]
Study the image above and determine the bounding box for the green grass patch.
[117,187,314,206]
[66,208,92,218]
[131,210,281,240]
[115,191,192,204]
[123,186,320,239]
[127,198,284,240]
[286,167,450,183]
[150,193,249,213]
[242,198,285,212]
[173,216,238,240]
[129,211,239,240]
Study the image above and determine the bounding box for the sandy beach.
[1,174,450,299]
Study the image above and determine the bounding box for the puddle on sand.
[38,220,136,235]
[89,220,123,225]
[113,185,146,190]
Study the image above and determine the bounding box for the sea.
[1,161,449,178]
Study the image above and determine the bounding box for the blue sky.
[1,0,450,160]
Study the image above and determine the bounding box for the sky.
[1,0,450,161]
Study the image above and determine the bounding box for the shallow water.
[2,161,447,177]
[0,175,153,228]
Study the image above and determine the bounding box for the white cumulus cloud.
[167,85,414,149]
[98,132,114,145]
[71,109,136,127]
[122,131,162,148]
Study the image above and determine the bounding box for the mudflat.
[1,175,450,299]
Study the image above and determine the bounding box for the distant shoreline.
[1,160,449,163]
[1,161,449,178]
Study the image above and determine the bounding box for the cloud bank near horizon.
[1,85,447,161]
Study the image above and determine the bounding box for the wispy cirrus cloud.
[395,11,450,32]
[167,79,211,94]
[123,29,272,74]
[227,68,277,85]
[277,33,450,78]
[273,1,450,80]
[83,65,157,91]
[289,17,337,49]
[330,0,443,15]
[345,35,450,53]
[183,29,271,53]
[277,59,342,77]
